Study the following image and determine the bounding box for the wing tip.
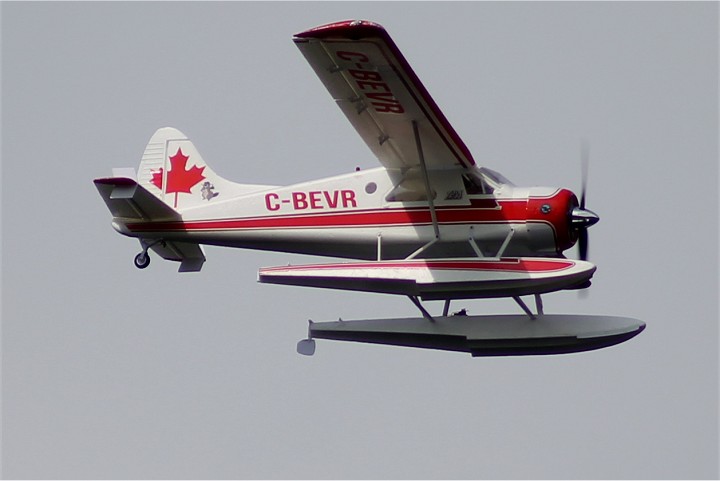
[294,19,386,40]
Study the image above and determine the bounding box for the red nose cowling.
[526,189,579,254]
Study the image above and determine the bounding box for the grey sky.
[2,2,718,479]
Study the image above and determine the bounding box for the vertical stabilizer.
[137,127,264,211]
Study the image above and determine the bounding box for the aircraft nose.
[570,207,600,228]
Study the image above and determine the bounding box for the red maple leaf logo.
[150,148,206,208]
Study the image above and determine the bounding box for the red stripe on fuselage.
[126,199,527,233]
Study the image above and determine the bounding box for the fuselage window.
[463,174,494,195]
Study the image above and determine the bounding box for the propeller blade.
[578,227,589,261]
[577,140,592,297]
[580,139,589,210]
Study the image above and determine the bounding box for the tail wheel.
[134,252,150,269]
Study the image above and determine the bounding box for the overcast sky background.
[2,2,718,479]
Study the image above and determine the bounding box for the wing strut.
[413,120,440,239]
[404,120,441,261]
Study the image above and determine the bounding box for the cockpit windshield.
[479,167,514,187]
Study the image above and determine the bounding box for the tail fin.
[137,127,265,211]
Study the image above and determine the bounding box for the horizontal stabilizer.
[96,177,206,272]
[307,314,646,356]
[148,240,206,272]
[94,177,179,221]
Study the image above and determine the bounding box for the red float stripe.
[260,258,575,274]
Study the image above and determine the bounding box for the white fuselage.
[116,166,569,260]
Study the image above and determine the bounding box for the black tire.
[134,252,150,269]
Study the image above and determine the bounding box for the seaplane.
[95,20,645,357]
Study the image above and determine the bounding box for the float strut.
[408,296,435,322]
[534,294,544,316]
[442,299,451,317]
[513,296,537,320]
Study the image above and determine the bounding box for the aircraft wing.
[294,20,475,172]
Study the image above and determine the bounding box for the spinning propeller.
[570,141,599,261]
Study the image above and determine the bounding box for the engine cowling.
[526,188,579,255]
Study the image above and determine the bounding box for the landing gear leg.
[134,239,162,270]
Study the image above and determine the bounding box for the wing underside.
[294,20,476,172]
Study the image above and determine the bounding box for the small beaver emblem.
[201,181,219,201]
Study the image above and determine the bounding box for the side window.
[385,176,437,202]
[463,174,494,195]
[385,185,437,202]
